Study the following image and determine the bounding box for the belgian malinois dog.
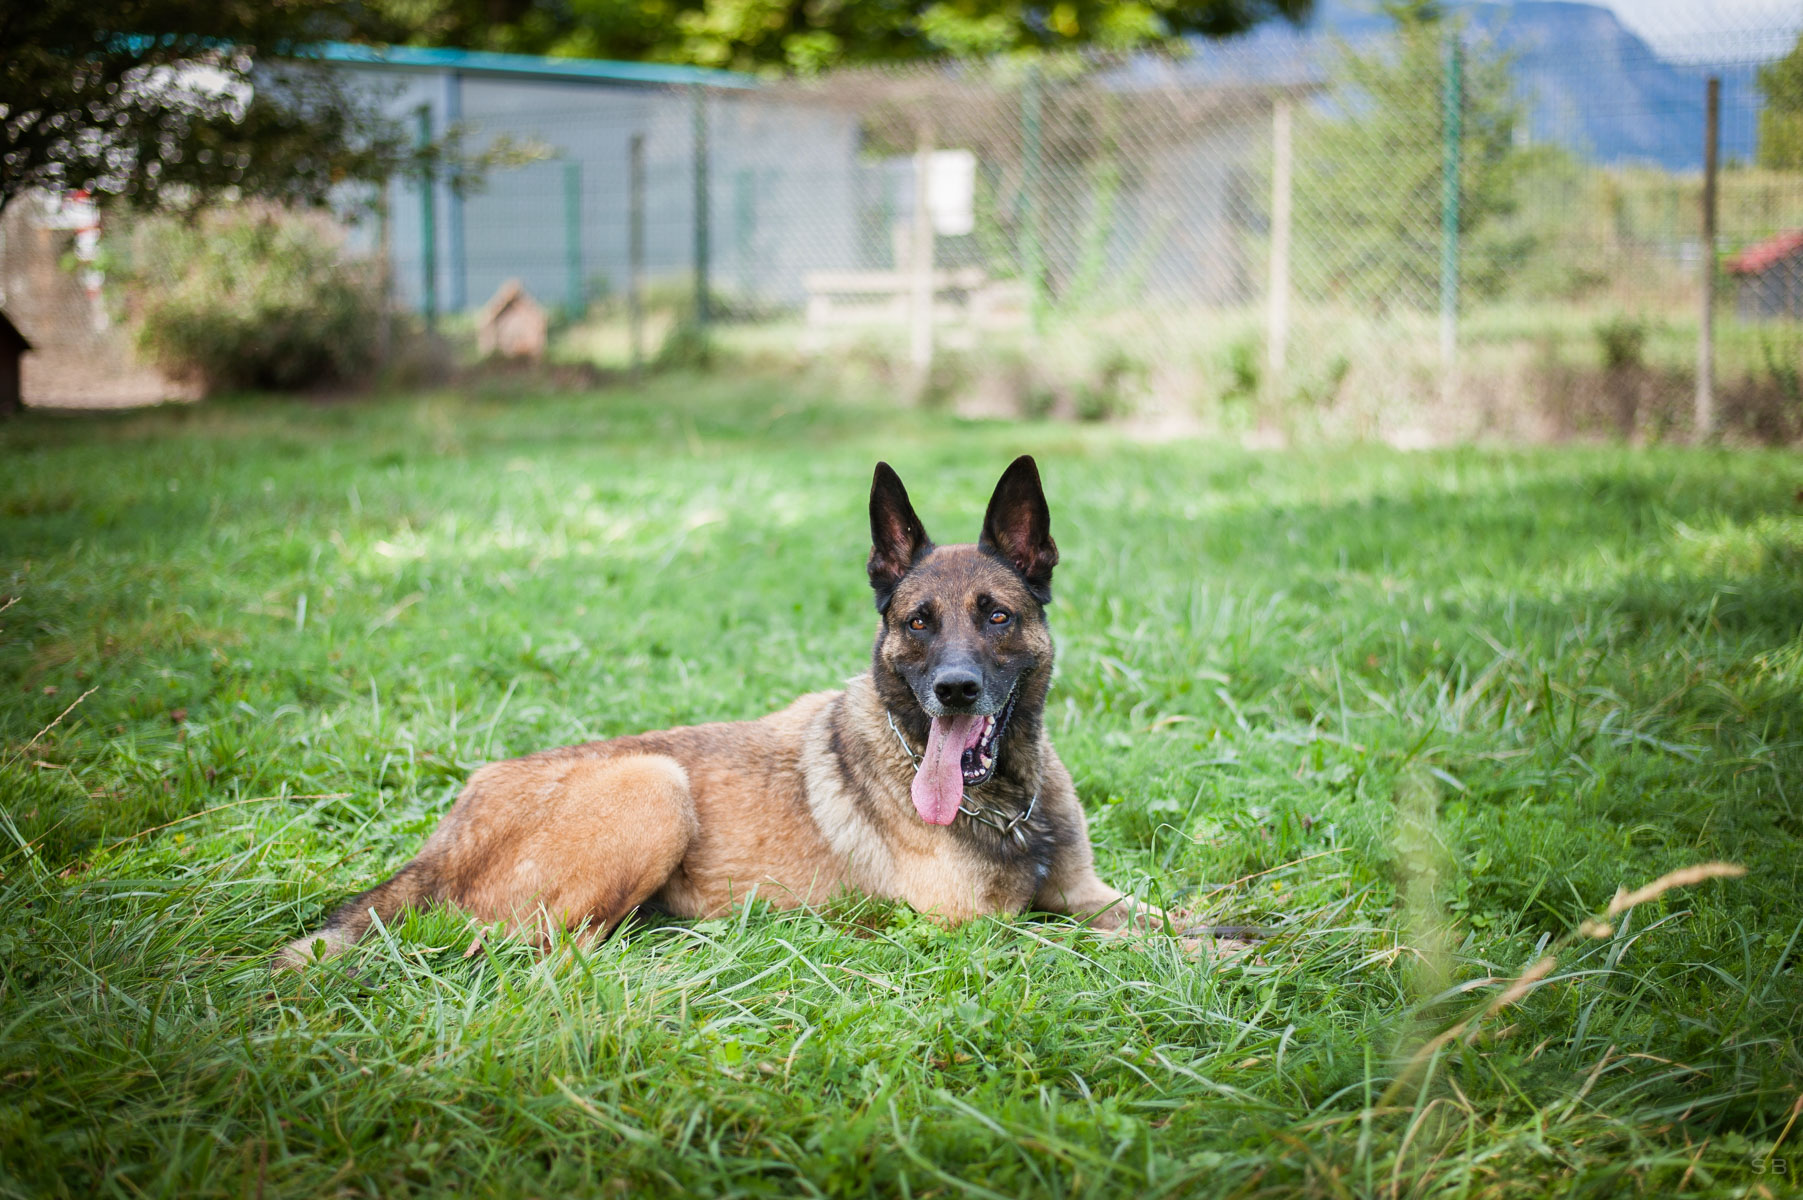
[277,456,1185,968]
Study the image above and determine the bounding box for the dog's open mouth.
[910,686,1019,826]
[959,688,1017,788]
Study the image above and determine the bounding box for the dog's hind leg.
[274,859,438,969]
[500,754,699,938]
[275,753,697,969]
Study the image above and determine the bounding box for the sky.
[1594,0,1802,61]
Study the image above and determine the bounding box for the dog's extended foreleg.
[1034,875,1168,933]
[1031,841,1266,945]
[1029,829,1171,933]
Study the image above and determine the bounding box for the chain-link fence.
[16,7,1800,438]
[434,3,1791,444]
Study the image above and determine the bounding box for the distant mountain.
[1454,1,1757,168]
[1153,0,1767,170]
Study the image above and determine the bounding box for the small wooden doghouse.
[1726,231,1803,321]
[476,279,548,360]
[0,308,31,416]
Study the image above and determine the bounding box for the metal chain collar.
[885,710,1039,847]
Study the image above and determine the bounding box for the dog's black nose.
[933,671,983,708]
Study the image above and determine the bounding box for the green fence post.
[1439,32,1462,370]
[629,133,646,380]
[734,168,756,300]
[564,159,584,316]
[692,84,710,328]
[416,104,436,333]
[444,73,466,312]
[1021,61,1045,335]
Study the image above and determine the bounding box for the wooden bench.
[803,269,1027,331]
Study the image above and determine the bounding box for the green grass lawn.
[2,376,1800,1198]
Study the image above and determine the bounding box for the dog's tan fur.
[276,462,1160,969]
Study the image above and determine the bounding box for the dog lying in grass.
[279,456,1236,968]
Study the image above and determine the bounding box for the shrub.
[1594,314,1649,372]
[1224,336,1260,404]
[126,208,385,392]
[1076,345,1143,422]
[653,319,713,370]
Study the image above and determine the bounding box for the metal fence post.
[415,104,437,333]
[629,133,646,380]
[734,168,756,300]
[692,84,710,327]
[1021,62,1045,335]
[445,71,466,313]
[1439,32,1462,372]
[564,159,584,316]
[1267,97,1293,382]
[910,122,936,391]
[1697,76,1720,442]
[378,176,394,365]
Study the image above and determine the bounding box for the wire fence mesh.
[438,3,1796,444]
[11,4,1803,439]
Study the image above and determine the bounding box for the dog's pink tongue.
[912,714,983,825]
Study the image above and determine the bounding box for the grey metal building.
[325,44,865,317]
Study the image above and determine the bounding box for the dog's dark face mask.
[866,456,1059,825]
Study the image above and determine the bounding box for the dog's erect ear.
[868,462,932,612]
[979,455,1058,604]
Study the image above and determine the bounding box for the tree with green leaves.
[1292,0,1525,312]
[2,0,1312,217]
[0,1,423,216]
[1757,31,1803,169]
[370,0,1312,74]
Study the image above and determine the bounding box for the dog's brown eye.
[909,616,928,630]
[989,610,1010,625]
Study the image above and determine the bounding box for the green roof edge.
[317,42,759,89]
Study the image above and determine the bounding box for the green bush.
[653,319,713,370]
[1595,314,1648,370]
[1075,345,1143,421]
[126,208,385,392]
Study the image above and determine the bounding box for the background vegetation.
[122,209,388,392]
[1294,0,1525,312]
[1,376,1798,1196]
[359,0,1312,73]
[0,0,409,216]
